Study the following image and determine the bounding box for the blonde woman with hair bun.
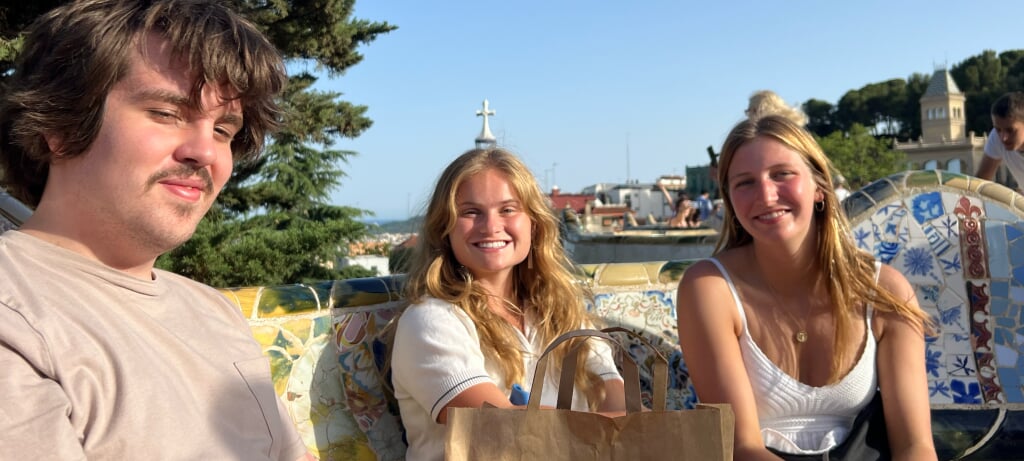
[677,115,936,460]
[746,89,809,126]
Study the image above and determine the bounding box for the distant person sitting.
[746,89,808,126]
[834,175,851,201]
[975,91,1024,190]
[669,192,697,228]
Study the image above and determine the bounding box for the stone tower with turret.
[920,70,967,143]
[894,68,986,175]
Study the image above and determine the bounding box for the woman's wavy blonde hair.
[716,115,933,383]
[403,148,606,407]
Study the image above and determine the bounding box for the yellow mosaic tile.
[942,175,973,194]
[255,284,324,318]
[904,169,941,189]
[280,317,314,345]
[219,286,262,318]
[1014,194,1024,214]
[658,260,695,284]
[575,263,601,281]
[596,262,660,286]
[978,181,1018,206]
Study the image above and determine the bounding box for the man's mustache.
[147,166,214,194]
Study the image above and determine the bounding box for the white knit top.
[707,258,878,455]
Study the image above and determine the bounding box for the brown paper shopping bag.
[445,328,734,460]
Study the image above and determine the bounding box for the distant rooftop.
[923,68,962,97]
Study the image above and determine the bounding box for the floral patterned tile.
[848,171,1024,404]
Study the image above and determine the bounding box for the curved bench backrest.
[845,170,1024,407]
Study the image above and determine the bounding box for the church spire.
[475,99,497,149]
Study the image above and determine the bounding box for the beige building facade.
[892,69,1014,185]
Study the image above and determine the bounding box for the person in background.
[975,91,1024,190]
[834,174,851,202]
[670,191,697,228]
[746,89,809,126]
[695,189,715,223]
[391,148,626,461]
[0,1,311,459]
[677,115,936,460]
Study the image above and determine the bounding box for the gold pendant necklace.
[762,275,810,344]
[754,249,813,344]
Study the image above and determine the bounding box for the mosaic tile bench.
[1,171,1016,460]
[216,170,1024,460]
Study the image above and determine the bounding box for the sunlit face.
[45,33,241,260]
[727,137,823,247]
[449,168,533,292]
[993,115,1024,152]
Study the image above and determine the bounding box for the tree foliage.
[801,49,1024,144]
[833,78,924,140]
[803,98,836,138]
[951,50,1024,135]
[817,124,905,190]
[1,1,395,287]
[795,49,1023,187]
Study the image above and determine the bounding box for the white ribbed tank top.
[707,257,878,455]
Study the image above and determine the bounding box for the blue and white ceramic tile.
[847,171,1024,405]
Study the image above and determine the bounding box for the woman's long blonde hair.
[403,148,606,407]
[716,115,932,382]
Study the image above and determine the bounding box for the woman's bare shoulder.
[680,248,746,282]
[876,263,915,299]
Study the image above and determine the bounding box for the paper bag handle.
[557,330,641,413]
[527,328,667,414]
[600,326,669,411]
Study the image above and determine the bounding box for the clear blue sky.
[315,0,1023,221]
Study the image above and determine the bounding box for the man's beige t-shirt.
[0,230,306,460]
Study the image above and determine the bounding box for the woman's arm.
[597,377,626,413]
[875,265,938,461]
[437,383,516,424]
[676,260,782,461]
[443,351,628,421]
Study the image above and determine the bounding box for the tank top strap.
[866,260,882,334]
[706,257,749,331]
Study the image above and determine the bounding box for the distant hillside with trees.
[368,216,423,235]
[798,49,1023,189]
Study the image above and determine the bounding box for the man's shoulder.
[984,129,1007,157]
[154,270,237,309]
[154,268,211,288]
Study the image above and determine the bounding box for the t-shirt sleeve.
[391,300,494,422]
[0,304,87,459]
[585,333,623,381]
[985,128,1004,159]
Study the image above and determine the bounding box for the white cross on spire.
[475,99,497,148]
